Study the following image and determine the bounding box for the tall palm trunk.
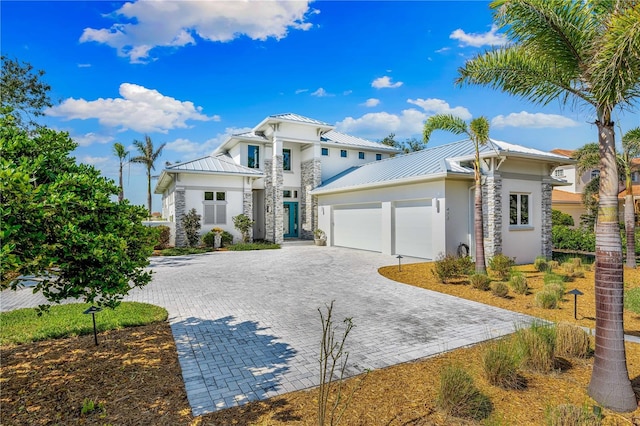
[118,162,124,202]
[587,119,636,411]
[146,167,152,217]
[474,177,486,274]
[624,194,636,268]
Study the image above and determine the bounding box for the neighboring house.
[154,113,399,246]
[155,112,572,264]
[312,139,572,264]
[550,149,640,226]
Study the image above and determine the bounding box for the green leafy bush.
[433,254,472,283]
[551,209,574,227]
[554,323,590,359]
[509,272,529,295]
[181,208,201,247]
[548,260,559,270]
[153,225,171,250]
[490,282,509,298]
[544,282,566,300]
[232,213,254,243]
[482,339,522,389]
[469,273,492,291]
[551,225,595,252]
[436,364,493,421]
[488,254,515,281]
[535,289,559,309]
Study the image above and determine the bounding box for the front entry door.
[283,202,298,238]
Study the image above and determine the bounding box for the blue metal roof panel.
[167,155,263,175]
[268,113,332,126]
[322,130,399,152]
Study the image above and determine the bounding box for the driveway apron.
[1,245,536,416]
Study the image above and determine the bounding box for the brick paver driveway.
[1,245,535,416]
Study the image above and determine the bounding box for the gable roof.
[322,130,399,152]
[154,154,263,194]
[267,113,332,126]
[312,139,573,195]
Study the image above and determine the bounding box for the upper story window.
[340,149,348,158]
[321,147,329,156]
[632,172,639,183]
[283,148,291,171]
[554,169,565,178]
[376,154,382,161]
[590,169,600,180]
[203,191,227,224]
[248,145,260,168]
[509,193,530,227]
[358,152,365,160]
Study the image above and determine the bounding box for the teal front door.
[283,202,298,238]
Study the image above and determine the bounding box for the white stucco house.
[155,113,573,264]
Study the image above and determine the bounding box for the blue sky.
[3,0,638,211]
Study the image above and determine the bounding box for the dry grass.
[1,263,640,425]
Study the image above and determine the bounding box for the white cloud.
[336,109,427,140]
[295,89,309,94]
[361,98,380,107]
[435,47,450,53]
[343,90,353,96]
[77,63,91,68]
[491,111,579,128]
[73,132,115,147]
[80,1,315,63]
[165,127,252,158]
[311,87,333,97]
[450,24,507,47]
[372,76,403,89]
[46,83,217,133]
[79,155,110,166]
[407,98,472,120]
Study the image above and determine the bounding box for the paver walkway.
[1,245,537,416]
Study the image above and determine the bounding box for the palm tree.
[621,127,640,269]
[456,0,640,411]
[424,115,490,274]
[573,143,600,229]
[131,135,166,216]
[112,142,129,203]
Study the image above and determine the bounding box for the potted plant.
[212,227,224,249]
[314,229,327,246]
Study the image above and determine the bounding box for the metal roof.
[268,113,332,126]
[231,131,269,141]
[322,130,399,152]
[312,139,574,194]
[166,154,263,175]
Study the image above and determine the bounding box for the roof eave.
[312,171,460,196]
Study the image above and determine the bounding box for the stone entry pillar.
[540,182,553,259]
[174,187,187,247]
[483,175,503,259]
[242,177,254,243]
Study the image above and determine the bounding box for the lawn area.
[1,264,639,425]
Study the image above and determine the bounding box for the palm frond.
[573,142,600,175]
[622,127,640,160]
[423,114,468,142]
[469,117,490,146]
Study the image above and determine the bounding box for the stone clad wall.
[242,179,254,243]
[273,154,284,244]
[540,182,553,259]
[264,158,274,242]
[483,175,503,259]
[174,188,187,247]
[300,158,322,240]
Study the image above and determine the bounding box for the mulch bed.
[2,263,640,425]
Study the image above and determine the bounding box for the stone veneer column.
[264,158,274,242]
[174,187,187,247]
[300,158,322,239]
[540,182,553,259]
[242,177,254,243]
[272,153,284,244]
[483,175,503,259]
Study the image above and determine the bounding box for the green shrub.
[570,257,582,267]
[436,364,493,421]
[159,247,212,256]
[544,282,566,300]
[227,242,280,251]
[544,271,569,285]
[535,290,559,309]
[572,268,585,278]
[202,231,216,247]
[488,254,515,281]
[514,323,555,373]
[491,282,509,298]
[432,254,472,283]
[509,272,529,295]
[153,225,171,250]
[561,262,575,275]
[482,339,522,389]
[554,323,591,359]
[545,404,602,426]
[551,209,575,227]
[548,260,559,270]
[470,273,492,291]
[534,256,550,272]
[232,213,254,243]
[182,208,202,247]
[551,225,595,252]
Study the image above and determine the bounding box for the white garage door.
[394,199,432,259]
[333,203,382,252]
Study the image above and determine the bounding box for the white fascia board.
[320,139,400,153]
[154,171,171,194]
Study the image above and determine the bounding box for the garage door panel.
[394,200,432,259]
[333,204,381,252]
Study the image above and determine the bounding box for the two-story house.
[154,113,399,246]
